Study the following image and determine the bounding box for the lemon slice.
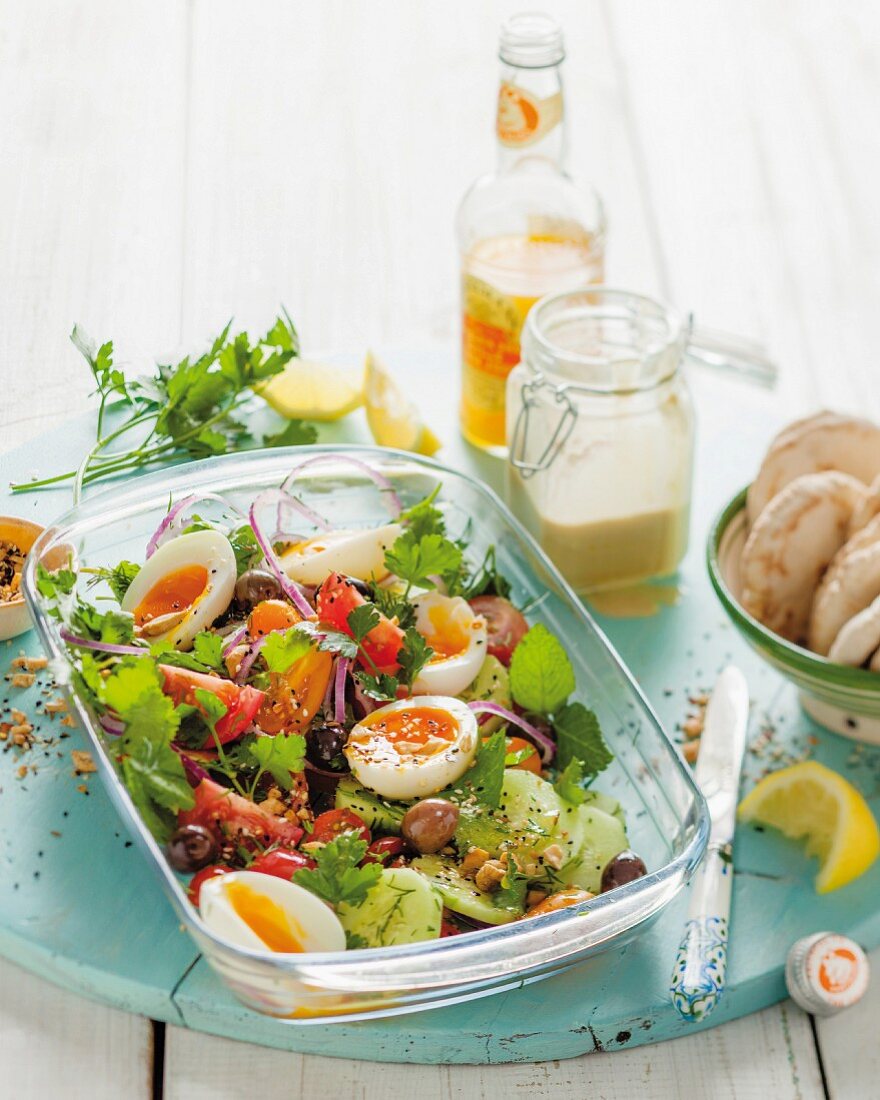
[257,360,364,421]
[364,352,441,456]
[738,760,880,893]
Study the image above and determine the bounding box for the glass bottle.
[506,288,695,592]
[456,12,606,454]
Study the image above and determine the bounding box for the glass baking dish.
[23,445,708,1023]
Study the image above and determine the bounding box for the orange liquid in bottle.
[460,230,603,451]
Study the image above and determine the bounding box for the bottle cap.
[785,932,869,1016]
[499,13,564,69]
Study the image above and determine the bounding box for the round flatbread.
[849,473,880,537]
[740,471,864,644]
[747,412,880,526]
[809,514,880,655]
[828,593,880,666]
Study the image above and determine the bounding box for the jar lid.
[499,13,564,69]
[785,932,869,1016]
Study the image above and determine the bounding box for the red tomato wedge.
[179,777,304,847]
[316,572,405,675]
[467,596,528,666]
[158,665,265,747]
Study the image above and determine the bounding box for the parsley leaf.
[354,671,399,703]
[293,833,382,908]
[263,420,319,449]
[399,485,445,539]
[505,744,537,768]
[261,627,312,674]
[508,624,575,716]
[397,628,433,686]
[553,757,587,805]
[247,732,306,791]
[69,602,136,646]
[384,531,462,591]
[35,563,77,600]
[369,584,415,631]
[192,632,226,672]
[444,729,506,809]
[192,686,229,730]
[228,524,262,576]
[346,604,380,644]
[554,702,613,778]
[295,620,358,659]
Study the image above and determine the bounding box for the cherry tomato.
[440,917,462,937]
[316,572,405,675]
[158,665,265,747]
[248,599,301,638]
[362,836,405,865]
[250,848,316,880]
[310,808,371,845]
[187,864,230,907]
[467,596,528,665]
[497,734,542,775]
[180,777,304,848]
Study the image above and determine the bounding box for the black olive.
[234,568,282,606]
[306,724,351,771]
[401,799,460,854]
[343,575,372,599]
[166,825,218,873]
[600,850,648,893]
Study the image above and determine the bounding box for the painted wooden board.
[0,354,878,1064]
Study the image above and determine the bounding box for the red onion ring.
[352,675,378,718]
[233,634,270,685]
[100,714,125,736]
[334,656,350,725]
[222,623,248,657]
[59,629,148,657]
[280,454,402,516]
[466,701,556,764]
[177,751,210,788]
[146,492,244,558]
[249,492,315,619]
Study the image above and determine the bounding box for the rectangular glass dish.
[23,446,708,1023]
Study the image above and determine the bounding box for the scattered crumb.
[10,672,35,689]
[71,749,96,774]
[683,738,701,764]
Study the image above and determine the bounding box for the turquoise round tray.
[2,354,878,1062]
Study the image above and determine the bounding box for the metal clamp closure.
[509,377,577,479]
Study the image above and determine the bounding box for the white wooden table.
[2,2,880,1095]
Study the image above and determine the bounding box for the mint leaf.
[554,702,613,778]
[493,859,528,912]
[248,732,306,790]
[261,626,312,674]
[397,628,433,686]
[264,420,318,449]
[553,757,587,805]
[293,833,382,908]
[346,604,380,644]
[384,530,462,591]
[192,632,226,672]
[508,624,575,716]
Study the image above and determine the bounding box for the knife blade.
[670,665,749,1022]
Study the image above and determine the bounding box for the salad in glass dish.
[36,454,646,956]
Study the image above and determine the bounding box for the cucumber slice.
[460,655,511,733]
[411,854,521,925]
[499,769,561,847]
[335,779,405,834]
[560,805,628,893]
[338,867,443,947]
[582,788,625,827]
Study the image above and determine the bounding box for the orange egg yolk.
[424,605,472,661]
[366,707,457,754]
[133,564,208,625]
[225,881,304,953]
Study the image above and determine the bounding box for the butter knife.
[670,665,749,1022]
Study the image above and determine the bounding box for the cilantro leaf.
[261,627,312,674]
[554,702,613,778]
[36,563,77,600]
[68,601,136,646]
[508,624,575,716]
[397,628,433,686]
[553,757,587,805]
[228,524,262,576]
[457,545,512,601]
[247,732,306,790]
[445,729,506,809]
[192,631,226,672]
[384,531,462,591]
[400,485,445,539]
[346,604,380,643]
[293,833,382,908]
[295,619,358,659]
[354,671,399,703]
[263,420,318,449]
[192,686,229,732]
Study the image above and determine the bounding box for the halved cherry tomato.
[180,777,304,847]
[256,645,334,735]
[158,665,265,747]
[362,836,405,866]
[468,596,528,666]
[309,808,371,845]
[249,848,316,880]
[316,572,404,675]
[187,864,230,906]
[497,734,542,775]
[248,599,301,638]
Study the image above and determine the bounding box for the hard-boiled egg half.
[121,529,236,651]
[411,593,487,697]
[344,695,478,800]
[279,523,402,585]
[199,870,345,954]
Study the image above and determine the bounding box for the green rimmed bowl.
[708,487,880,745]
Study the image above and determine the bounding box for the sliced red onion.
[334,656,350,725]
[59,629,148,657]
[466,701,556,764]
[272,490,330,535]
[249,492,315,619]
[146,492,244,558]
[222,623,248,657]
[352,675,378,719]
[233,634,269,685]
[100,714,125,736]
[280,454,402,516]
[178,751,210,788]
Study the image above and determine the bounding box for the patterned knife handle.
[670,841,732,1022]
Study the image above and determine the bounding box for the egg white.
[121,529,236,651]
[279,523,403,586]
[411,593,487,697]
[344,695,478,801]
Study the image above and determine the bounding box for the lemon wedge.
[257,360,364,421]
[738,760,880,893]
[364,352,441,456]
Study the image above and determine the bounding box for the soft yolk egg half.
[121,529,236,651]
[410,593,487,697]
[344,695,478,800]
[280,523,403,585]
[199,871,345,955]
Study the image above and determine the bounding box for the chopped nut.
[541,843,566,870]
[26,656,48,671]
[459,846,490,878]
[10,708,27,725]
[259,796,286,816]
[44,698,68,715]
[16,764,28,779]
[474,858,507,893]
[71,749,97,774]
[11,672,35,689]
[683,738,700,764]
[682,716,704,738]
[688,693,709,706]
[60,714,77,728]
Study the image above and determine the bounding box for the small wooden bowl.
[0,516,71,642]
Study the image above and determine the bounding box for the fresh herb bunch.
[12,311,317,494]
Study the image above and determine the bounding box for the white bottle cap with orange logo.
[785,932,869,1016]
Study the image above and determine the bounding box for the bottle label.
[496,82,563,148]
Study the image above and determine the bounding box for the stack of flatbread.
[741,412,880,667]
